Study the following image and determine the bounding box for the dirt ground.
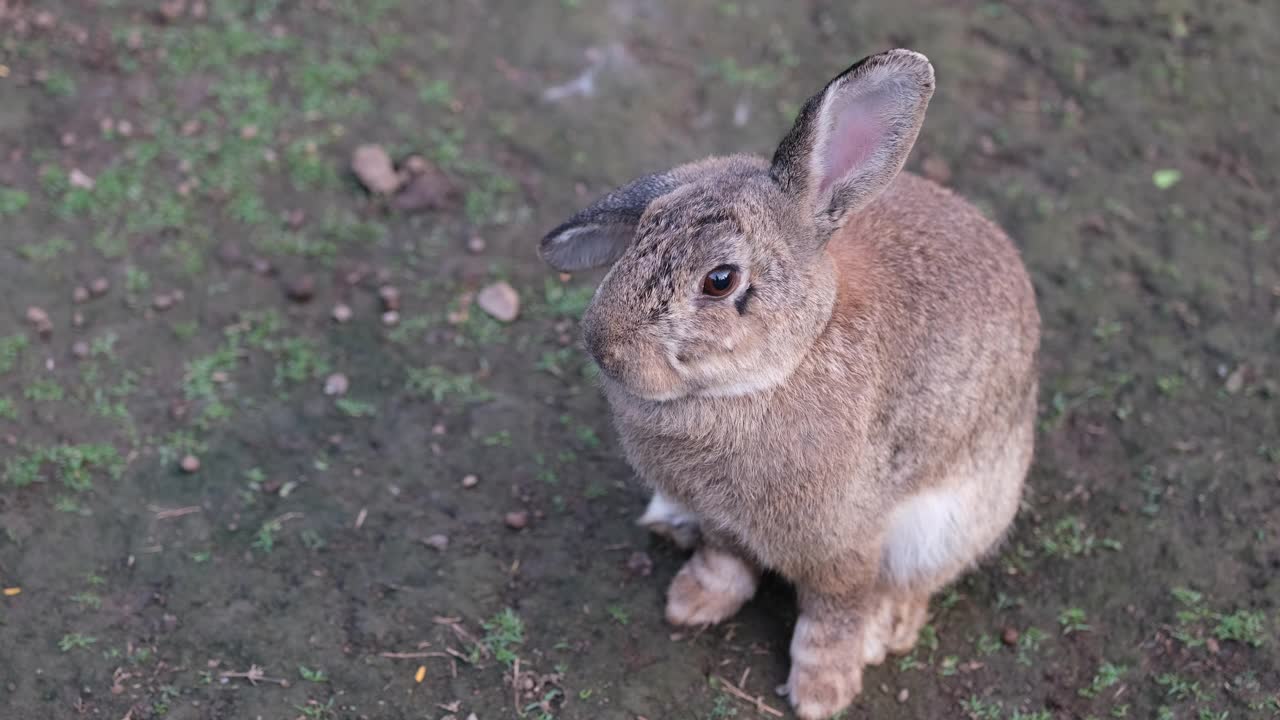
[1,1,1277,719]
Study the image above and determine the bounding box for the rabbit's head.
[540,50,935,401]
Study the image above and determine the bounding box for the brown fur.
[538,50,1040,719]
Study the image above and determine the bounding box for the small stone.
[381,311,400,327]
[117,120,134,137]
[26,306,53,336]
[476,281,520,323]
[978,135,997,156]
[461,474,478,488]
[153,293,175,311]
[181,119,202,136]
[72,312,85,328]
[71,341,90,358]
[89,277,111,296]
[69,168,95,189]
[251,257,273,276]
[72,286,90,303]
[1001,627,1019,646]
[1224,366,1246,394]
[466,235,486,254]
[210,371,229,383]
[351,144,401,195]
[180,455,201,473]
[504,510,529,530]
[1206,637,1220,654]
[324,373,349,396]
[897,688,909,703]
[285,275,315,302]
[431,422,446,435]
[378,285,401,312]
[424,534,449,551]
[404,155,429,174]
[331,303,353,323]
[158,0,186,21]
[239,125,258,140]
[60,132,77,147]
[921,155,952,185]
[283,208,305,229]
[626,551,653,577]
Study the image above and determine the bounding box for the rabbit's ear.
[539,172,687,272]
[770,50,935,240]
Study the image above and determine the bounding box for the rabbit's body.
[539,50,1039,718]
[614,171,1037,590]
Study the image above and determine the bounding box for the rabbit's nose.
[583,321,624,375]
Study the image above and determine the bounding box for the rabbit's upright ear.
[539,171,686,272]
[770,49,935,242]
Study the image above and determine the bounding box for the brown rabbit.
[539,49,1039,719]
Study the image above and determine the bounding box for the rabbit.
[538,49,1039,719]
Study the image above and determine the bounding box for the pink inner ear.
[819,95,884,193]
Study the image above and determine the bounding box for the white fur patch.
[638,491,696,528]
[638,492,701,549]
[882,487,967,584]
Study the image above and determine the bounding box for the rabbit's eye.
[702,266,740,298]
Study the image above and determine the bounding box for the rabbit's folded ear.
[539,171,686,272]
[770,49,935,241]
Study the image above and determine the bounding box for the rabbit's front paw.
[664,547,758,626]
[785,659,863,720]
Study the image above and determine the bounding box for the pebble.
[180,455,201,473]
[26,306,53,336]
[461,474,478,488]
[476,281,520,323]
[378,285,401,311]
[504,511,529,530]
[351,144,401,195]
[323,373,349,396]
[626,551,653,577]
[69,168,94,189]
[72,286,90,303]
[1001,627,1019,646]
[331,303,353,323]
[466,236,486,254]
[285,275,315,302]
[153,293,175,311]
[921,155,952,185]
[424,534,449,552]
[71,341,90,358]
[897,688,909,703]
[381,311,400,327]
[89,277,110,296]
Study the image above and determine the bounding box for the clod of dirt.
[467,236,486,254]
[1001,627,1019,646]
[626,551,653,577]
[378,285,401,312]
[351,144,402,195]
[89,277,110,297]
[71,341,89,359]
[391,161,457,212]
[921,155,952,185]
[180,455,201,473]
[25,306,53,336]
[381,311,400,327]
[285,275,315,303]
[476,281,520,323]
[72,286,89,303]
[424,534,449,551]
[504,511,529,530]
[324,373,349,396]
[461,474,478,488]
[331,303,353,323]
